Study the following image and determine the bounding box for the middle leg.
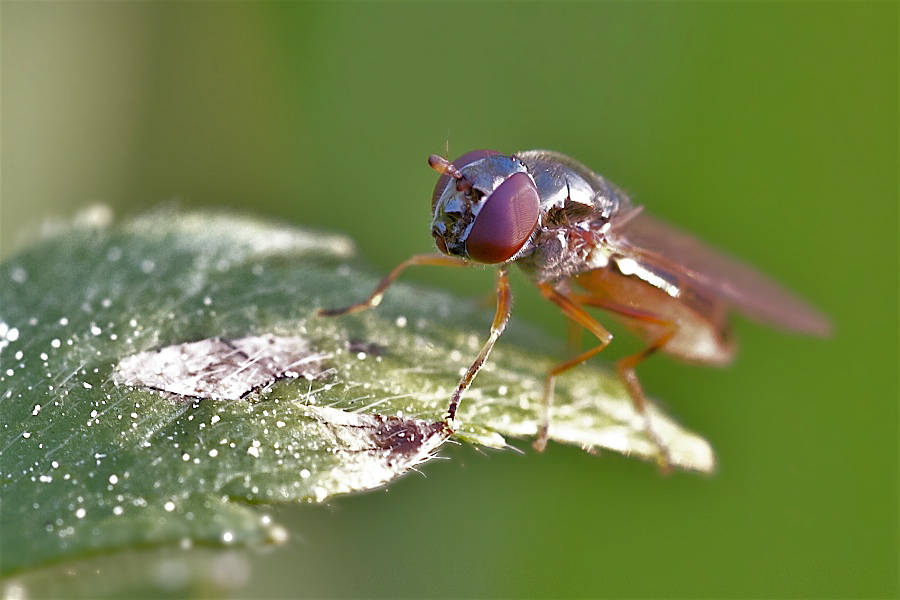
[534,284,614,452]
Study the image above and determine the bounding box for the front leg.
[317,253,470,317]
[444,266,513,428]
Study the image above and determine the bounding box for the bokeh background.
[2,2,897,598]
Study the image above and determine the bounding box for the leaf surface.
[0,210,713,575]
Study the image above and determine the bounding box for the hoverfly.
[319,149,831,469]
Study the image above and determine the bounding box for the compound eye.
[465,172,540,264]
[431,149,500,210]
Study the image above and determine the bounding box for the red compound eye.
[465,172,539,264]
[431,149,500,210]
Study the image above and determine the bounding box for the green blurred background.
[2,2,897,598]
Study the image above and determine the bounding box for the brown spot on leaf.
[302,406,450,469]
[345,339,388,356]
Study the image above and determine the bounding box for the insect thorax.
[516,223,615,284]
[513,150,624,284]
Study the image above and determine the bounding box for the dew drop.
[270,526,289,544]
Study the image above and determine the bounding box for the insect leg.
[566,318,584,357]
[444,266,512,428]
[317,253,470,317]
[534,284,613,452]
[569,294,677,472]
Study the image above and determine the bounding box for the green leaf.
[0,209,713,576]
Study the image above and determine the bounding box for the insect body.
[320,149,830,469]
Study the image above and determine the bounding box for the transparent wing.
[607,210,832,336]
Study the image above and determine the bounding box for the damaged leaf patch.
[113,334,330,400]
[110,333,449,503]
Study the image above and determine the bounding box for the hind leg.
[614,328,677,472]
